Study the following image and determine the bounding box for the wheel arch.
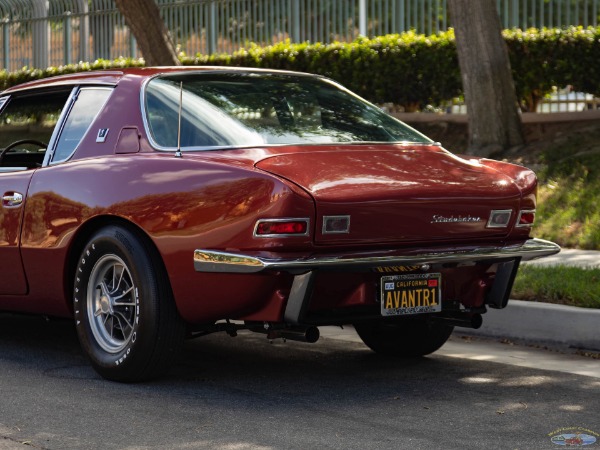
[64,215,173,315]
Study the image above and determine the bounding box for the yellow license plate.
[380,273,442,316]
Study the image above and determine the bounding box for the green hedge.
[507,27,600,111]
[2,26,600,112]
[183,31,462,112]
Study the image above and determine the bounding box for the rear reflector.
[254,219,309,237]
[322,215,351,234]
[517,210,535,227]
[487,210,512,228]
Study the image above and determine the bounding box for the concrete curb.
[460,299,600,351]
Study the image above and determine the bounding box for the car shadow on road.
[0,312,593,397]
[0,313,460,386]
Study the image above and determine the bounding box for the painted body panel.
[12,154,312,320]
[0,170,35,294]
[255,146,528,244]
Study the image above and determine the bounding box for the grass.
[511,265,600,309]
[507,122,600,308]
[531,124,600,249]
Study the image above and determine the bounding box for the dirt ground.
[406,117,600,166]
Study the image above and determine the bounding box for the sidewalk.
[524,248,600,268]
[463,247,600,351]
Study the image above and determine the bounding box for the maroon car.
[0,67,559,381]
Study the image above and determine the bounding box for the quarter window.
[52,88,112,163]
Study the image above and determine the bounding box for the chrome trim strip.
[42,86,79,167]
[194,238,561,274]
[0,96,9,114]
[253,218,310,238]
[516,209,536,228]
[50,86,114,165]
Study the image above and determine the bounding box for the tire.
[354,318,453,357]
[74,225,185,382]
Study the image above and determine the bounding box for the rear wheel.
[74,225,185,382]
[354,318,453,357]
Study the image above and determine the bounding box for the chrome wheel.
[87,254,137,354]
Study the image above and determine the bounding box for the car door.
[0,88,74,294]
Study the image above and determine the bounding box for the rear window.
[144,72,431,150]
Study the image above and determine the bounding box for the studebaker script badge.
[431,214,482,224]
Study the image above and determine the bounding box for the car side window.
[52,87,112,163]
[0,89,72,170]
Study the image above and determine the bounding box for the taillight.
[517,210,535,227]
[254,218,310,237]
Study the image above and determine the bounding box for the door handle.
[2,192,23,207]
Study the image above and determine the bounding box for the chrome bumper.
[194,238,560,274]
[194,238,560,324]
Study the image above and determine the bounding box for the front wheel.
[354,318,453,357]
[74,225,185,382]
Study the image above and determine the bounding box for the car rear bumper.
[194,238,560,274]
[193,238,560,325]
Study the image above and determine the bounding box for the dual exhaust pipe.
[253,325,321,343]
[251,312,481,345]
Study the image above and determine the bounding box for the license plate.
[380,273,442,316]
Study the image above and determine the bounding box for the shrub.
[3,27,600,112]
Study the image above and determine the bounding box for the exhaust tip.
[471,314,483,329]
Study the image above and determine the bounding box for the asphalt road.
[0,314,598,450]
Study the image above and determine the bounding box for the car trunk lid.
[254,145,523,245]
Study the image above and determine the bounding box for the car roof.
[1,66,318,95]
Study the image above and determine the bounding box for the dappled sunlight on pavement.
[321,326,600,380]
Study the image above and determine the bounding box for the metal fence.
[1,0,599,112]
[2,0,600,71]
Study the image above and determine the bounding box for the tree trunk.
[448,0,523,157]
[114,0,180,66]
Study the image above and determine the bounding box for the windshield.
[144,72,432,149]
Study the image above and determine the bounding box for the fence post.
[129,32,137,59]
[2,19,9,70]
[64,12,72,65]
[208,1,217,55]
[359,0,366,36]
[291,0,300,42]
[32,0,49,69]
[77,0,90,64]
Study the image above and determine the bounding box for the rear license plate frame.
[380,273,442,316]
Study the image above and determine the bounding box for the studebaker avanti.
[0,67,559,381]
